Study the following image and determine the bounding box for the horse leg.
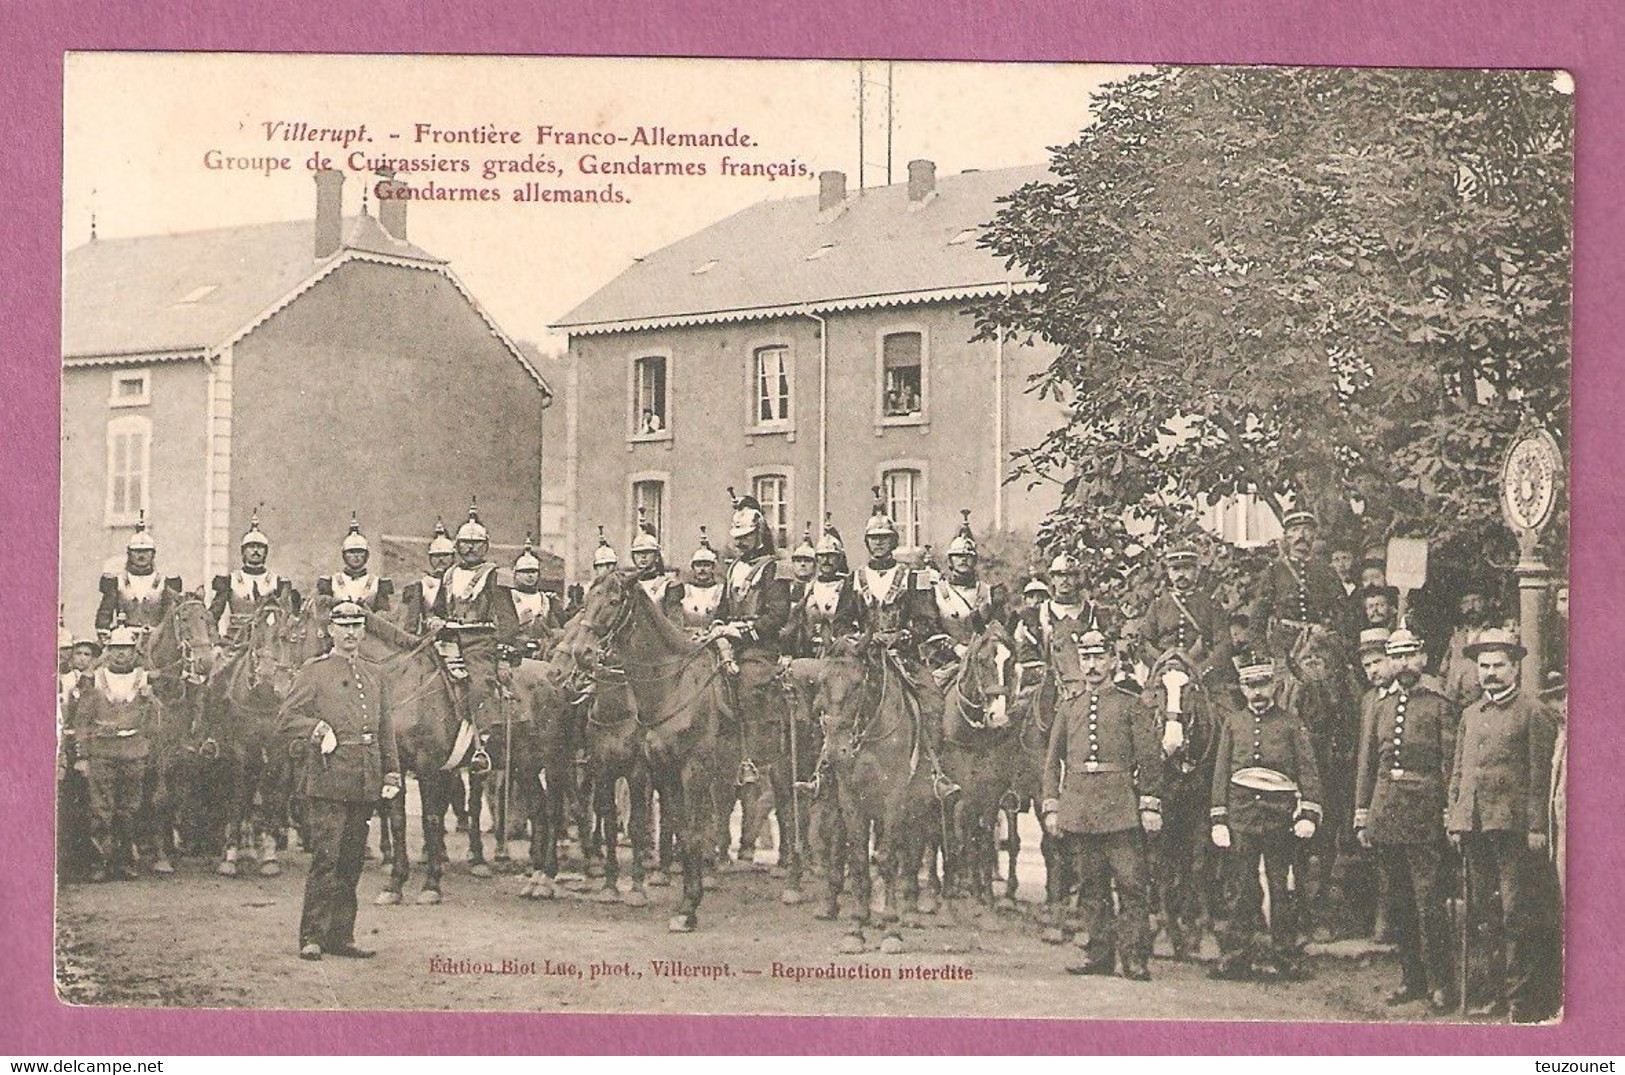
[622,762,651,907]
[415,771,447,903]
[839,808,872,954]
[773,759,804,905]
[466,767,492,878]
[663,764,702,933]
[257,741,287,876]
[999,805,1022,909]
[593,775,622,901]
[375,779,409,905]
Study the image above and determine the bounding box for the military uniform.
[317,571,394,611]
[430,506,519,728]
[1252,555,1346,657]
[1040,631,1162,977]
[210,570,297,642]
[787,573,863,658]
[1142,587,1233,683]
[398,572,444,634]
[1355,632,1458,1002]
[1447,635,1561,1020]
[1211,678,1324,964]
[96,571,184,636]
[278,618,401,957]
[680,578,726,632]
[73,660,162,878]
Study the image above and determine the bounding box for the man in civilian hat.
[1251,508,1346,658]
[72,624,161,881]
[317,513,394,613]
[1441,582,1509,709]
[1209,654,1324,979]
[1352,625,1397,941]
[279,600,402,961]
[96,512,184,642]
[1447,628,1562,1022]
[1143,541,1233,684]
[1041,627,1162,980]
[1354,627,1458,1011]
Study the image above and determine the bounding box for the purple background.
[2,0,1618,1055]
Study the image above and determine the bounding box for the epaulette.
[316,576,335,596]
[912,570,933,590]
[164,575,184,592]
[378,578,395,598]
[211,575,230,593]
[99,574,119,595]
[1114,681,1142,697]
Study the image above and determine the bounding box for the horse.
[135,594,215,871]
[785,644,944,954]
[575,631,663,905]
[200,595,304,877]
[937,619,1034,918]
[354,608,480,906]
[1141,648,1223,960]
[565,568,729,932]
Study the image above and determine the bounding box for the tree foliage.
[974,66,1571,597]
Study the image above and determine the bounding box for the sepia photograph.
[54,52,1571,1024]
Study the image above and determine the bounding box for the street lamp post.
[1499,424,1564,693]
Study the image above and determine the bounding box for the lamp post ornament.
[1499,422,1565,692]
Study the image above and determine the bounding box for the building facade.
[60,170,551,633]
[555,161,1065,576]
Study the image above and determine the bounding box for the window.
[632,354,669,438]
[632,479,664,540]
[108,368,151,408]
[105,414,151,525]
[751,473,791,551]
[752,345,792,428]
[882,467,924,550]
[881,331,924,421]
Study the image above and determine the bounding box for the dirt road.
[56,828,1428,1021]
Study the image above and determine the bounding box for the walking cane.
[1458,849,1471,1017]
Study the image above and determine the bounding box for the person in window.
[641,408,664,435]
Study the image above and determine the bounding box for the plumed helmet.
[1074,629,1110,657]
[427,518,456,557]
[455,499,489,543]
[72,633,101,653]
[240,505,270,549]
[691,526,719,566]
[341,512,369,553]
[1358,627,1392,656]
[816,514,845,557]
[728,486,765,539]
[945,509,978,558]
[1023,577,1051,597]
[864,486,899,539]
[106,624,141,648]
[126,510,157,553]
[792,522,817,562]
[514,534,542,573]
[592,525,619,568]
[629,507,662,555]
[1047,551,1079,576]
[328,600,367,627]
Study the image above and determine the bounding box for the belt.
[337,733,376,746]
[1231,767,1299,793]
[93,728,141,739]
[445,621,496,632]
[1077,761,1127,774]
[1383,767,1426,781]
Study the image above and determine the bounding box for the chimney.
[907,159,936,202]
[818,170,846,212]
[376,168,407,240]
[313,168,345,259]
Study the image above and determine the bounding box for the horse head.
[953,620,1017,730]
[146,593,215,689]
[1148,647,1206,764]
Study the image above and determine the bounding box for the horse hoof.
[532,877,556,900]
[995,896,1018,913]
[667,914,697,933]
[702,874,720,892]
[151,860,175,876]
[374,890,402,906]
[469,863,493,879]
[898,912,925,930]
[591,886,620,904]
[415,889,443,905]
[916,893,939,915]
[647,870,670,888]
[216,861,237,877]
[814,901,839,921]
[1040,926,1067,945]
[780,888,805,906]
[622,887,649,908]
[879,934,906,955]
[838,933,866,954]
[585,861,605,879]
[259,860,281,877]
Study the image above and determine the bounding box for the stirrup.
[469,746,493,775]
[792,774,821,797]
[932,768,962,801]
[736,759,760,787]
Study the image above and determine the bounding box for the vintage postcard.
[55,52,1571,1022]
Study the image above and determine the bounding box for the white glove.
[1211,824,1231,849]
[1293,818,1317,840]
[1140,810,1163,834]
[1161,719,1185,757]
[381,773,402,800]
[313,720,338,756]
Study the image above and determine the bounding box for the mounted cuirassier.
[680,527,726,633]
[787,523,818,604]
[589,526,620,586]
[1143,542,1234,685]
[317,514,394,612]
[1012,551,1109,668]
[396,520,456,635]
[209,508,299,643]
[630,508,685,624]
[510,535,561,657]
[786,516,862,660]
[927,510,997,675]
[96,513,184,643]
[427,501,519,741]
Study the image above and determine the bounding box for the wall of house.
[231,260,546,592]
[58,359,210,634]
[568,300,1062,580]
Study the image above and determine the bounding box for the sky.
[64,54,1140,349]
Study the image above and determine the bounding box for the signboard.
[1501,426,1564,535]
[1386,536,1429,594]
